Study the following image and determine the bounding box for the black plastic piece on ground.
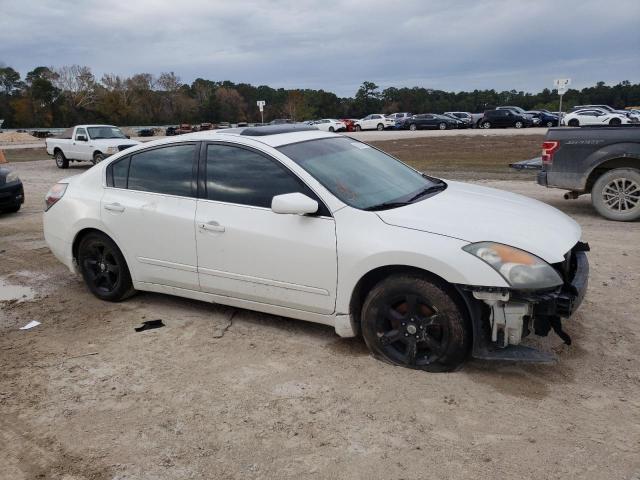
[134,319,165,332]
[473,344,557,363]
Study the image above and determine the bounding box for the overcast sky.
[1,0,638,96]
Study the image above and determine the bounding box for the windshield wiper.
[363,201,411,211]
[407,182,447,203]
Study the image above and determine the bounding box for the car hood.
[376,181,581,263]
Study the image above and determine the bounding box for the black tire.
[78,232,135,301]
[376,123,384,131]
[1,203,21,214]
[328,126,335,132]
[361,273,471,372]
[609,118,622,126]
[514,121,523,129]
[481,121,491,129]
[438,122,447,130]
[568,119,579,127]
[546,121,555,128]
[92,152,106,165]
[355,125,362,132]
[409,123,417,131]
[54,150,69,169]
[591,168,640,221]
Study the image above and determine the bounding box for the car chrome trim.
[138,257,198,273]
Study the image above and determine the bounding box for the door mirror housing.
[76,135,87,142]
[271,193,319,215]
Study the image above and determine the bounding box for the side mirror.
[271,193,318,215]
[76,135,87,142]
[126,135,131,139]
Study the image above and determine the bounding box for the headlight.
[5,171,20,183]
[106,146,118,154]
[463,242,563,290]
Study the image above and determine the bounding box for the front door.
[101,142,200,290]
[195,143,337,314]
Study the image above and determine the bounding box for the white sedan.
[43,125,589,371]
[309,119,346,132]
[562,109,630,127]
[354,114,396,131]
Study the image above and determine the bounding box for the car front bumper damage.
[456,242,589,363]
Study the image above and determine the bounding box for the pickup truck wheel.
[92,152,106,165]
[54,151,69,169]
[376,123,384,131]
[481,121,491,129]
[592,168,640,221]
[568,119,579,127]
[514,121,523,129]
[361,274,470,372]
[78,232,135,302]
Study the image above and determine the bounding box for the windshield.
[278,137,443,210]
[87,127,127,139]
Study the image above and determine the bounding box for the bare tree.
[53,65,97,109]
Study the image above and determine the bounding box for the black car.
[526,110,559,128]
[441,113,468,129]
[402,114,457,131]
[480,109,532,129]
[0,167,24,213]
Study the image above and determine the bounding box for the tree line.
[1,64,639,128]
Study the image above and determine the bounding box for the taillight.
[541,141,559,165]
[44,183,68,211]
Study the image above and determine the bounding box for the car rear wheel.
[329,126,335,132]
[54,150,69,169]
[409,123,417,131]
[591,168,640,221]
[546,120,555,127]
[514,121,523,129]
[568,119,579,127]
[78,232,135,301]
[438,122,447,130]
[92,152,106,165]
[609,118,622,126]
[481,121,491,129]
[361,273,471,372]
[355,125,362,132]
[376,123,384,131]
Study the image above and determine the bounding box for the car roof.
[176,124,337,148]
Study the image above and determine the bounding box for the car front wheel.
[481,121,491,129]
[409,123,417,131]
[438,122,447,130]
[355,125,362,132]
[78,232,135,301]
[361,273,471,372]
[591,168,640,221]
[514,121,523,128]
[92,152,106,165]
[376,123,384,131]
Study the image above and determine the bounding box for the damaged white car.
[43,125,589,372]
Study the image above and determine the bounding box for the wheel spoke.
[387,307,405,326]
[421,335,442,356]
[405,340,417,365]
[380,329,404,345]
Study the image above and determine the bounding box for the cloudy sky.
[1,0,638,96]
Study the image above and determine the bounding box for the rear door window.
[127,143,197,197]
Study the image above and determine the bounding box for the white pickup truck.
[46,125,140,169]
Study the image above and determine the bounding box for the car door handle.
[200,221,225,233]
[104,202,125,213]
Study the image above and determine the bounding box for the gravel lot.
[1,148,639,480]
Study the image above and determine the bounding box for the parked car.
[386,112,413,127]
[137,128,155,137]
[526,111,559,128]
[199,123,213,131]
[340,119,359,132]
[175,124,194,135]
[310,119,347,132]
[537,126,640,221]
[441,114,468,129]
[480,109,532,129]
[354,114,395,131]
[45,125,141,169]
[165,126,178,136]
[561,109,630,127]
[42,124,589,370]
[401,114,457,131]
[0,167,24,213]
[496,106,537,124]
[444,112,473,127]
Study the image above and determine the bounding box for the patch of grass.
[370,135,545,181]
[2,147,50,163]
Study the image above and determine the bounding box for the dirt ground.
[1,137,639,480]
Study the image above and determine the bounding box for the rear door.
[101,142,200,290]
[195,142,337,314]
